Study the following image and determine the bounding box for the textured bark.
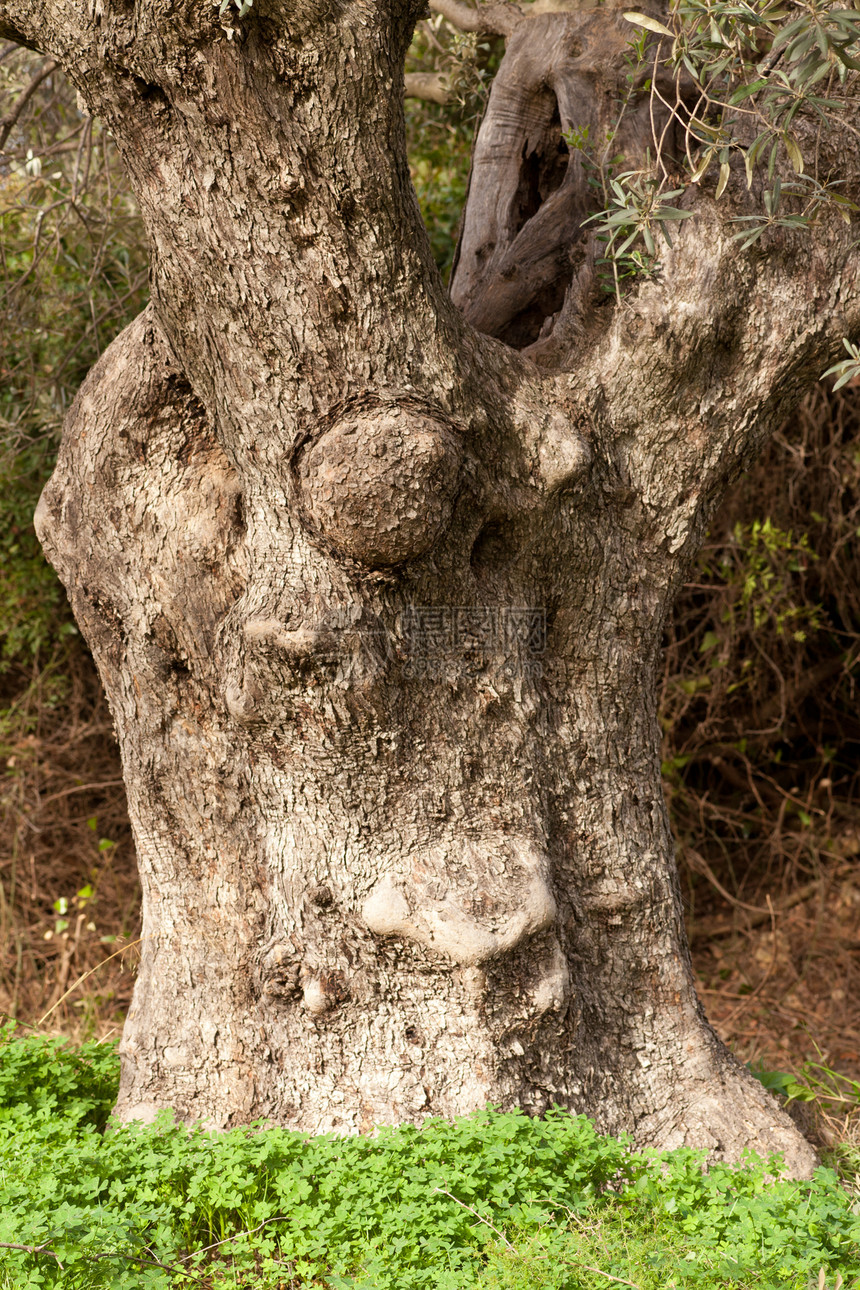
[7,0,860,1171]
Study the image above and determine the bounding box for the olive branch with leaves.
[574,0,860,378]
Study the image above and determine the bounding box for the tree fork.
[8,0,859,1172]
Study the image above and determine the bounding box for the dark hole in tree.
[471,520,515,575]
[509,101,570,240]
[498,99,575,349]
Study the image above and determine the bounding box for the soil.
[690,871,860,1087]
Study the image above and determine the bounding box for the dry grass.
[0,642,140,1040]
[692,876,860,1087]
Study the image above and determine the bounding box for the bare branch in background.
[0,56,56,149]
[404,71,450,104]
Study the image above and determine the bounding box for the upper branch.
[0,0,240,78]
[404,71,450,104]
[0,0,85,58]
[444,3,860,557]
[581,196,860,558]
[429,0,523,37]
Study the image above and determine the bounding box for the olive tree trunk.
[4,0,859,1174]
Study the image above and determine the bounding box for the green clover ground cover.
[1,1025,858,1290]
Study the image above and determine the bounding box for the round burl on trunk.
[296,401,462,567]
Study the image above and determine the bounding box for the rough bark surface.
[4,0,859,1172]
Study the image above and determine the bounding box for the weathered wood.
[450,8,680,349]
[430,0,523,37]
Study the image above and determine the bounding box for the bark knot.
[295,400,463,567]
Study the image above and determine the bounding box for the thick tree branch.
[0,0,92,60]
[0,17,43,52]
[578,202,860,561]
[429,0,523,37]
[0,0,256,76]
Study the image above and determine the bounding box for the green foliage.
[582,168,694,294]
[564,31,676,299]
[405,98,473,282]
[663,515,825,724]
[0,50,147,697]
[0,441,75,679]
[0,144,147,435]
[0,1023,119,1131]
[630,0,860,183]
[585,0,860,293]
[726,518,823,639]
[1,1027,859,1289]
[589,173,694,258]
[751,1061,860,1200]
[405,16,498,281]
[661,383,860,908]
[752,1056,860,1118]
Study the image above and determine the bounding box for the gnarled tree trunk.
[4,0,858,1174]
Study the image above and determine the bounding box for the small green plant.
[0,1022,119,1130]
[564,29,687,301]
[730,517,823,639]
[823,338,860,390]
[751,1058,860,1192]
[1,1027,859,1289]
[752,1056,860,1118]
[583,167,694,291]
[662,514,825,723]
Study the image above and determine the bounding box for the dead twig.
[176,1215,290,1263]
[434,1187,517,1252]
[0,1241,62,1267]
[0,59,58,150]
[35,779,125,807]
[38,938,143,1026]
[0,1238,207,1285]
